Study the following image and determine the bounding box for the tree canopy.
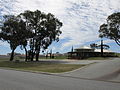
[0,10,63,61]
[99,12,120,46]
[19,10,62,61]
[90,40,110,57]
[90,43,110,50]
[0,15,33,61]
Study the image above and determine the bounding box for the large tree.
[19,10,63,61]
[99,12,120,46]
[0,15,20,61]
[0,10,62,61]
[0,15,32,61]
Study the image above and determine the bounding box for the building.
[68,46,116,59]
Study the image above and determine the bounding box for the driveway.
[59,58,120,82]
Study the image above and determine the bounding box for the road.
[60,58,120,82]
[0,68,120,90]
[40,58,120,83]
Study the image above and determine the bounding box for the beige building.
[68,46,116,59]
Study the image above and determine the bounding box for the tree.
[90,43,98,49]
[0,10,62,61]
[0,15,20,61]
[90,40,110,57]
[90,42,110,50]
[19,10,63,61]
[0,15,32,61]
[99,12,120,46]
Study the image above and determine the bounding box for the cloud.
[60,0,120,49]
[0,41,9,47]
[95,39,114,45]
[0,0,120,53]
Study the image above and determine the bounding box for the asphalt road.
[0,69,120,90]
[60,58,120,82]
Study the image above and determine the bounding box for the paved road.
[60,58,120,82]
[0,69,120,90]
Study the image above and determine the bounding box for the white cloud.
[0,41,9,47]
[95,39,114,44]
[0,0,120,53]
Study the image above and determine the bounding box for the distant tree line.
[0,10,63,61]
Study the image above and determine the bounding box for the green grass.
[0,61,85,73]
[85,57,112,60]
[39,55,68,60]
[115,53,120,57]
[54,56,68,59]
[0,57,10,61]
[0,56,25,61]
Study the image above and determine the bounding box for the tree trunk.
[30,38,35,61]
[35,46,40,61]
[10,49,15,61]
[24,47,28,62]
[36,52,39,61]
[31,51,34,61]
[35,40,40,61]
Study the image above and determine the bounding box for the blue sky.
[0,0,120,55]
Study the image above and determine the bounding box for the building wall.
[68,52,116,59]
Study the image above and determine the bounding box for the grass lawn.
[85,57,113,60]
[39,55,68,60]
[0,57,10,61]
[0,61,85,73]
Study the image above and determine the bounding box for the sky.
[0,0,120,55]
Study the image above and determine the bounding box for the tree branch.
[115,39,120,46]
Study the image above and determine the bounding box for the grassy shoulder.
[0,61,85,73]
